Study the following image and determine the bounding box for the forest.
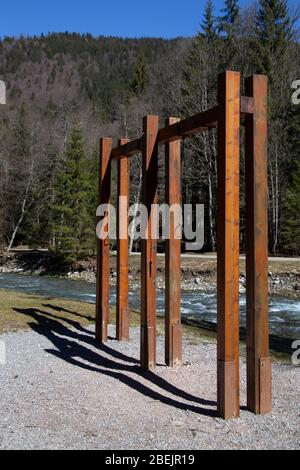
[0,0,299,264]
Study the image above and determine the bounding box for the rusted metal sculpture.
[95,71,272,419]
[116,138,130,342]
[245,75,271,415]
[165,117,182,367]
[96,138,112,343]
[216,71,241,419]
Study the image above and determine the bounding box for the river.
[0,272,299,339]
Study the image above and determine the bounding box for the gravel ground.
[0,323,299,450]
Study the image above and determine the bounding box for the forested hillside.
[0,0,299,262]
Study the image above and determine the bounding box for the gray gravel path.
[0,323,299,450]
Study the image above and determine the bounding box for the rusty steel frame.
[96,138,112,343]
[110,98,253,162]
[116,138,130,341]
[165,117,182,367]
[140,115,159,370]
[245,75,272,415]
[217,71,241,419]
[95,70,271,419]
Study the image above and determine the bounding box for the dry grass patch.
[0,289,141,335]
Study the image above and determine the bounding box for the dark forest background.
[0,0,299,264]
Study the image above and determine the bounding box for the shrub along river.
[0,272,299,340]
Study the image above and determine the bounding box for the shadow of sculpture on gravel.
[14,306,217,417]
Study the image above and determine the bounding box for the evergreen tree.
[217,0,240,69]
[218,0,240,38]
[254,0,297,253]
[281,157,300,254]
[282,99,300,253]
[288,97,300,164]
[255,0,293,79]
[51,123,92,266]
[201,0,217,43]
[130,53,147,96]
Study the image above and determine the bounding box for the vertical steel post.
[245,75,272,415]
[165,117,182,366]
[141,115,159,370]
[96,138,112,343]
[217,71,241,419]
[116,139,130,341]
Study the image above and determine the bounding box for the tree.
[51,123,92,265]
[254,0,298,253]
[217,0,240,69]
[218,0,240,37]
[255,0,293,80]
[281,95,300,254]
[0,29,299,257]
[180,21,220,250]
[130,53,147,97]
[281,158,300,254]
[201,0,217,42]
[126,52,150,252]
[4,107,36,251]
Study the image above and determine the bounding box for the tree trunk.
[7,161,34,252]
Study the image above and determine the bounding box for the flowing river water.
[0,272,300,339]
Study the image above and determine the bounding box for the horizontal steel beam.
[111,138,142,160]
[158,105,219,144]
[110,97,254,161]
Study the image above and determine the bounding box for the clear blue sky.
[0,0,298,39]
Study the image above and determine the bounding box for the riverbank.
[0,288,211,342]
[0,300,298,449]
[0,288,297,358]
[1,250,300,298]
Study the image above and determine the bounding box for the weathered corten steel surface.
[165,117,182,367]
[245,75,272,415]
[96,70,270,420]
[241,96,254,115]
[96,138,112,343]
[116,139,130,342]
[140,115,159,370]
[217,71,241,420]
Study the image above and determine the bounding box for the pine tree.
[218,0,240,38]
[282,99,300,254]
[288,98,300,163]
[130,53,147,96]
[51,123,92,266]
[201,0,217,43]
[254,0,297,253]
[281,156,300,254]
[217,0,240,69]
[255,0,293,79]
